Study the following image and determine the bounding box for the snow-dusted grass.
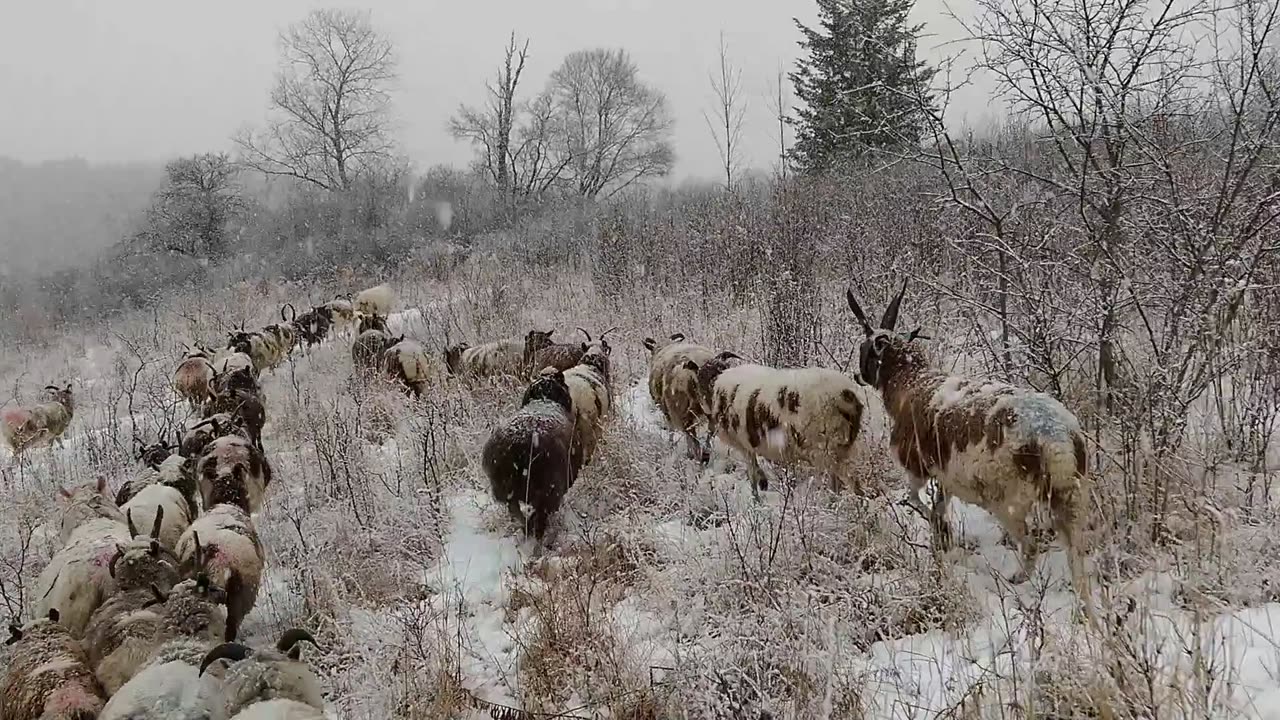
[1,260,1278,719]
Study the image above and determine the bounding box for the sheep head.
[642,332,686,354]
[845,281,930,389]
[522,368,572,413]
[443,343,470,374]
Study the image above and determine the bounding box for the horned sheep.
[174,347,216,410]
[176,506,266,641]
[213,346,257,378]
[845,281,1093,613]
[529,328,592,376]
[2,609,107,720]
[443,329,555,379]
[481,370,581,541]
[199,628,323,718]
[98,576,229,720]
[33,478,132,637]
[196,434,273,515]
[562,333,615,468]
[687,351,867,499]
[205,366,268,450]
[351,313,394,375]
[1,383,75,457]
[180,412,253,460]
[643,333,715,462]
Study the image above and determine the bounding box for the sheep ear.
[879,279,908,331]
[642,337,656,351]
[47,608,60,623]
[683,360,699,372]
[846,287,874,336]
[905,328,930,342]
[109,545,124,577]
[6,624,20,645]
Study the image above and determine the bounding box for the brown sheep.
[643,333,715,462]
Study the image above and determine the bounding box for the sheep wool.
[643,334,715,461]
[2,612,107,720]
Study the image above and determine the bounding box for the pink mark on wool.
[45,683,105,715]
[2,406,32,429]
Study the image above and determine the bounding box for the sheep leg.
[1050,490,1096,625]
[682,427,707,463]
[1004,517,1037,584]
[505,499,528,534]
[928,486,954,552]
[745,453,769,501]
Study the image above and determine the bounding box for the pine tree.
[788,0,936,174]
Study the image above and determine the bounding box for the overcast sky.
[0,0,993,181]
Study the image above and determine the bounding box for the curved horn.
[126,509,138,538]
[281,302,297,322]
[276,628,319,660]
[845,287,873,336]
[44,384,61,391]
[577,327,592,342]
[199,643,253,676]
[599,325,620,339]
[191,530,204,570]
[108,545,124,577]
[142,583,168,609]
[150,505,165,540]
[879,279,908,331]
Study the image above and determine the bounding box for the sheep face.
[57,477,124,545]
[43,382,74,411]
[522,329,555,368]
[357,313,389,335]
[642,332,687,354]
[845,281,930,389]
[443,343,469,374]
[688,351,746,417]
[522,370,573,412]
[200,629,323,715]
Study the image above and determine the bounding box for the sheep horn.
[142,584,168,609]
[880,279,908,331]
[577,327,592,342]
[6,624,21,645]
[126,509,138,538]
[108,545,124,577]
[276,628,319,660]
[150,505,165,540]
[281,302,297,322]
[669,333,685,342]
[44,384,61,391]
[191,531,204,569]
[846,287,874,336]
[199,643,253,676]
[600,326,619,339]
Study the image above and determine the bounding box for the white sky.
[0,0,995,181]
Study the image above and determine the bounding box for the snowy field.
[2,267,1279,719]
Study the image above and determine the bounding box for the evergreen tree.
[788,0,936,174]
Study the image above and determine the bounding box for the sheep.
[643,333,716,462]
[196,434,273,515]
[352,314,393,375]
[1,383,75,457]
[481,369,580,541]
[213,347,257,378]
[2,609,107,720]
[174,347,216,410]
[121,475,195,553]
[180,412,253,460]
[98,576,229,720]
[199,628,323,718]
[83,514,183,694]
[686,350,867,500]
[323,294,356,336]
[381,337,432,398]
[845,281,1093,612]
[562,335,615,468]
[293,305,333,348]
[443,329,556,379]
[205,366,267,451]
[529,327,601,376]
[33,478,132,637]
[354,282,395,318]
[176,505,266,641]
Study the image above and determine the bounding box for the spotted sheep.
[199,628,323,719]
[176,507,266,641]
[686,350,867,500]
[196,433,273,515]
[2,609,107,720]
[529,327,596,376]
[481,370,581,541]
[354,282,396,318]
[173,346,216,411]
[845,281,1093,612]
[82,512,183,694]
[643,333,715,462]
[179,411,253,460]
[205,365,268,451]
[1,383,75,457]
[381,336,433,398]
[33,478,132,638]
[562,330,616,468]
[98,575,230,720]
[444,329,556,379]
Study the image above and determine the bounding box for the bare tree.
[449,32,530,202]
[703,32,747,192]
[135,153,246,258]
[545,48,675,198]
[236,9,396,191]
[768,61,792,180]
[509,92,573,200]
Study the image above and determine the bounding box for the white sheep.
[443,329,555,379]
[176,505,266,641]
[354,282,396,318]
[562,338,614,468]
[199,629,323,718]
[32,479,131,637]
[212,347,257,378]
[381,337,432,398]
[1,383,75,457]
[643,333,715,462]
[687,351,868,500]
[1,609,107,720]
[846,281,1094,615]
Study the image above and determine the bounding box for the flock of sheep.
[0,277,1099,718]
